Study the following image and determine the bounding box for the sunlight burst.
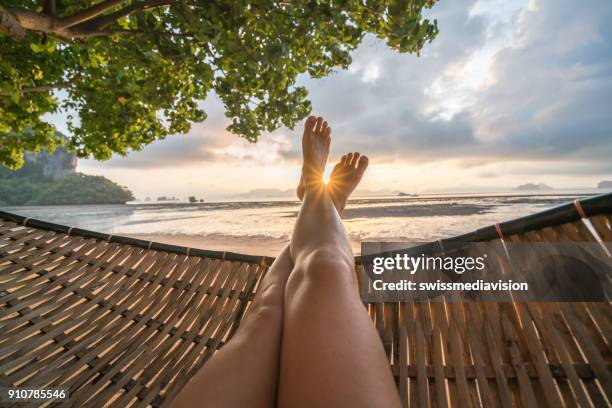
[323,173,330,185]
[323,166,333,185]
[322,166,332,185]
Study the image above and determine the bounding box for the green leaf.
[29,43,44,53]
[1,0,440,168]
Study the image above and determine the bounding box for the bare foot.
[296,116,331,199]
[327,152,369,215]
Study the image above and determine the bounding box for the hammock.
[0,193,610,407]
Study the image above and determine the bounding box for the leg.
[172,245,292,408]
[279,117,400,407]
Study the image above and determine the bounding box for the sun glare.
[323,173,330,185]
[322,166,332,185]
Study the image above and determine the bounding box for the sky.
[64,0,612,200]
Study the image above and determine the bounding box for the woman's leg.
[172,244,292,408]
[278,117,401,407]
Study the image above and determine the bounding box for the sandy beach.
[3,194,587,258]
[126,233,362,257]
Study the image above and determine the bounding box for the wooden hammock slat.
[45,251,172,389]
[515,302,564,407]
[398,323,409,406]
[432,310,449,407]
[97,255,203,407]
[389,362,612,379]
[421,302,438,408]
[561,302,612,401]
[0,193,611,407]
[483,313,513,408]
[590,215,612,241]
[465,302,494,408]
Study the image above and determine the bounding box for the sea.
[1,191,606,243]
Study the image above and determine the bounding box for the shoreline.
[125,233,363,257]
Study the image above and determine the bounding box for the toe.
[357,155,369,173]
[314,117,323,134]
[346,153,354,166]
[305,116,316,132]
[340,154,347,165]
[350,152,360,168]
[324,126,331,138]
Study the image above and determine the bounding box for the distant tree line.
[0,166,134,206]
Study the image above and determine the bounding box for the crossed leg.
[172,245,292,408]
[278,117,401,407]
[173,115,400,408]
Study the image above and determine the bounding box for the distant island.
[0,147,133,206]
[229,188,295,200]
[226,187,398,200]
[516,183,553,191]
[157,196,179,202]
[597,180,612,189]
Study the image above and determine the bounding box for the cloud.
[82,0,612,178]
[83,127,225,169]
[82,96,236,169]
[470,0,612,159]
[301,0,612,166]
[286,0,489,160]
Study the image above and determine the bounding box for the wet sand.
[283,203,490,219]
[126,233,362,257]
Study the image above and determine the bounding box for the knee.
[306,247,353,269]
[292,248,355,283]
[248,302,283,323]
[253,282,284,310]
[239,297,283,332]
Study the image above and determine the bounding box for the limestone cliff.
[22,147,77,180]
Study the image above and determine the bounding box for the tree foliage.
[0,170,134,205]
[0,0,439,168]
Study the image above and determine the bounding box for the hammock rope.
[0,193,611,407]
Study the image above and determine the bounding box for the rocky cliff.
[22,147,77,180]
[0,147,133,206]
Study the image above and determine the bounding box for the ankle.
[327,187,346,215]
[301,180,327,198]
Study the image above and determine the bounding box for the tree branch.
[81,0,172,31]
[0,5,26,39]
[0,6,129,39]
[359,1,386,16]
[1,1,174,40]
[2,7,64,37]
[0,81,74,96]
[23,82,74,93]
[78,28,197,38]
[59,0,126,28]
[77,28,143,37]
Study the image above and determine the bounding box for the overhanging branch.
[1,7,77,38]
[81,0,173,31]
[0,81,74,96]
[59,0,126,28]
[0,5,26,39]
[1,1,172,40]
